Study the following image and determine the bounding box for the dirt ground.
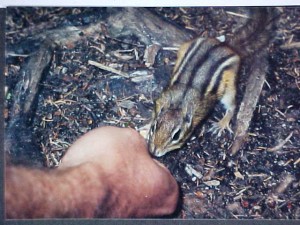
[5,7,300,219]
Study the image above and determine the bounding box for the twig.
[294,157,300,166]
[275,174,295,195]
[280,42,300,49]
[88,60,129,78]
[267,132,293,152]
[89,45,105,54]
[226,11,250,19]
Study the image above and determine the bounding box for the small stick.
[294,157,300,166]
[88,60,129,78]
[226,11,250,19]
[89,46,105,54]
[267,132,293,152]
[280,42,300,50]
[275,174,295,195]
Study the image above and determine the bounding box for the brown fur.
[228,7,280,58]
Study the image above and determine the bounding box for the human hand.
[59,126,179,218]
[5,126,179,218]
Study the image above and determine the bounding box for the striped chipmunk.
[148,8,279,157]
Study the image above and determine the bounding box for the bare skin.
[5,126,179,218]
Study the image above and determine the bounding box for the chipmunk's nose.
[149,144,157,156]
[149,146,157,157]
[150,147,165,158]
[148,141,166,157]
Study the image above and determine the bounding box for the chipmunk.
[148,8,278,157]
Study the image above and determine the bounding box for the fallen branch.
[230,51,269,155]
[5,42,54,167]
[106,8,194,47]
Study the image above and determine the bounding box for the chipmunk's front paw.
[208,116,233,137]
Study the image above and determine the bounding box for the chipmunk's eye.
[172,128,181,142]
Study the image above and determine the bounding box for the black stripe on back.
[188,42,223,85]
[173,43,218,96]
[173,42,226,104]
[200,53,236,96]
[188,42,227,87]
[172,40,202,76]
[210,65,232,95]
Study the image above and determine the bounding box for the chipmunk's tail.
[228,7,281,58]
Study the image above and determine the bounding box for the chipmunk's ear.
[184,114,193,127]
[155,93,170,115]
[182,105,193,126]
